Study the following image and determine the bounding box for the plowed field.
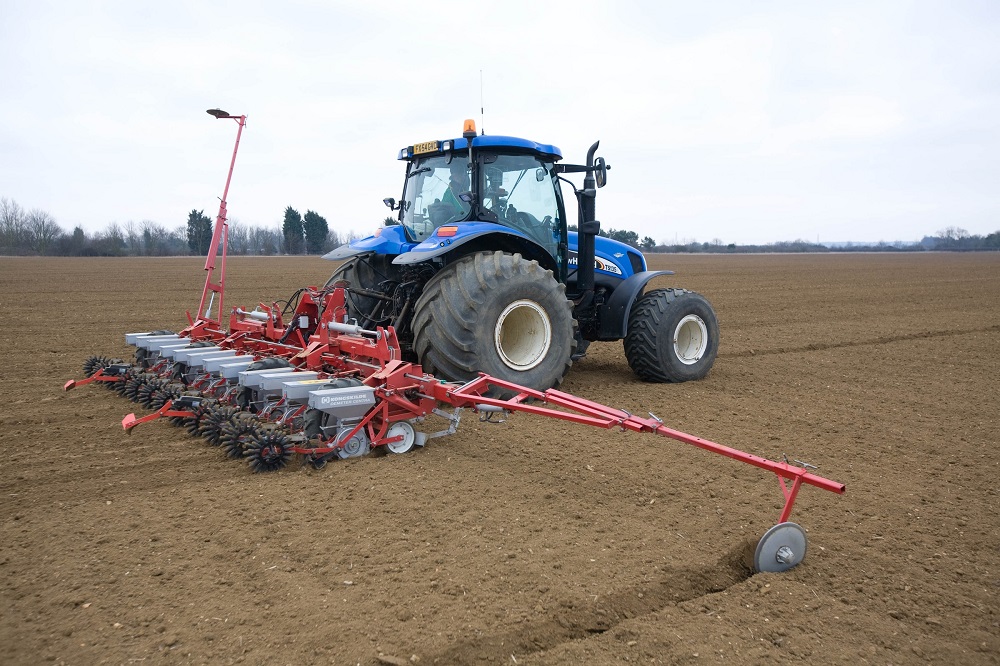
[1,253,998,665]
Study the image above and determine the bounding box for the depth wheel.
[754,522,808,573]
[385,421,418,454]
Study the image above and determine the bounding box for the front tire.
[624,288,719,382]
[324,255,395,328]
[412,251,575,392]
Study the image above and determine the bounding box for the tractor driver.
[428,159,471,226]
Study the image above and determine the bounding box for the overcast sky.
[2,0,998,245]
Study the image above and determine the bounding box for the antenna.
[479,69,485,135]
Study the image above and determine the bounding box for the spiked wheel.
[83,355,112,377]
[152,382,185,412]
[185,398,218,437]
[220,414,260,459]
[114,367,137,396]
[246,429,293,472]
[137,378,167,409]
[123,373,152,402]
[199,404,238,446]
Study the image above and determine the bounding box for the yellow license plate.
[412,140,438,155]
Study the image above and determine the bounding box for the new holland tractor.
[324,120,720,391]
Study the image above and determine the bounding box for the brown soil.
[1,253,998,665]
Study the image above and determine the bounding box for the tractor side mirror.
[594,157,608,188]
[383,197,396,210]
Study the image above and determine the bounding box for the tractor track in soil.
[719,324,1000,358]
[2,253,999,665]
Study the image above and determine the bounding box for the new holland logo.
[567,255,623,276]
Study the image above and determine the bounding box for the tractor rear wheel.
[412,251,575,393]
[624,288,719,382]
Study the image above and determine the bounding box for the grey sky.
[2,0,998,245]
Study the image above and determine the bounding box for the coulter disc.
[754,522,808,573]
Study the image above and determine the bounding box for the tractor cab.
[387,120,569,277]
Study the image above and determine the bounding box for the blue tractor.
[324,120,719,392]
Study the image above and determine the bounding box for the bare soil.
[1,253,998,665]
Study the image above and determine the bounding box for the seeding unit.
[65,110,845,573]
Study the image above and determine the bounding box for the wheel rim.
[386,422,416,454]
[494,300,552,371]
[673,314,709,365]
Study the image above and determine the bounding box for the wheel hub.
[673,314,708,365]
[495,299,552,371]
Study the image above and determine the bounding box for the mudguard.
[322,225,413,261]
[392,222,546,265]
[596,270,674,340]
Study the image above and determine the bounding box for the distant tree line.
[570,222,1000,254]
[0,197,355,257]
[3,196,997,256]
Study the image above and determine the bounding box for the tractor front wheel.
[412,251,575,393]
[624,288,719,382]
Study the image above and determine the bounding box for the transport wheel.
[412,251,575,394]
[754,522,808,573]
[246,428,293,473]
[220,413,259,460]
[624,288,719,382]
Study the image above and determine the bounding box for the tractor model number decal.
[568,255,623,276]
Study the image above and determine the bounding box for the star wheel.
[199,404,238,446]
[246,428,293,473]
[219,413,260,460]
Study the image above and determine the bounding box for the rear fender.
[393,225,555,272]
[596,270,674,340]
[323,225,413,261]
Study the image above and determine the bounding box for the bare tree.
[227,218,250,256]
[0,197,29,254]
[123,220,142,256]
[25,209,63,254]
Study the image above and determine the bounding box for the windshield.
[481,153,561,258]
[401,155,472,241]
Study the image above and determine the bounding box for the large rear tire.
[412,251,574,392]
[624,288,719,382]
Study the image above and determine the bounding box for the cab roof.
[399,134,563,161]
